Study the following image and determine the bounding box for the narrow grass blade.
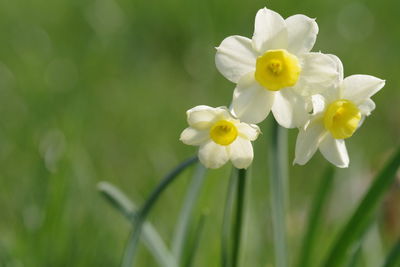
[183,212,207,267]
[172,163,207,264]
[98,182,178,267]
[221,168,238,267]
[142,221,178,267]
[297,166,335,267]
[362,221,384,267]
[121,156,198,267]
[140,156,199,218]
[220,168,247,267]
[346,242,363,267]
[98,181,136,220]
[232,168,246,267]
[269,119,289,267]
[344,220,376,267]
[322,148,400,267]
[382,239,400,267]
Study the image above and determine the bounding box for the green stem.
[298,166,335,267]
[121,156,198,267]
[172,163,207,263]
[269,119,289,267]
[140,156,198,218]
[232,168,246,267]
[98,181,136,221]
[98,182,178,267]
[221,169,238,267]
[322,148,400,267]
[383,239,400,267]
[346,243,363,267]
[183,212,207,267]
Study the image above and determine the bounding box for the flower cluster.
[180,7,384,169]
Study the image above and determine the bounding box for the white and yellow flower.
[180,105,260,169]
[215,7,340,127]
[294,56,385,168]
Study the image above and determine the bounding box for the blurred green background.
[0,0,399,266]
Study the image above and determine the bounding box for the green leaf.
[321,148,400,267]
[183,212,207,267]
[220,168,247,267]
[346,242,363,267]
[141,221,179,267]
[98,182,178,267]
[297,166,335,267]
[98,182,136,220]
[232,168,247,267]
[382,239,400,267]
[120,156,198,267]
[268,119,289,267]
[172,163,207,265]
[221,168,239,267]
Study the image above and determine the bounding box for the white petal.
[271,89,309,128]
[187,105,230,130]
[180,127,209,146]
[286,15,318,55]
[311,94,326,115]
[252,7,287,53]
[358,98,376,116]
[198,141,229,169]
[319,136,349,168]
[236,123,260,141]
[294,119,326,165]
[296,52,340,95]
[215,36,258,83]
[232,72,275,124]
[342,75,385,105]
[326,54,344,82]
[229,137,254,169]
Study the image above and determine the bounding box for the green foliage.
[322,148,400,267]
[298,166,335,267]
[0,0,399,266]
[383,239,400,267]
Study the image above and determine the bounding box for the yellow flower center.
[254,49,301,91]
[323,99,361,139]
[209,120,238,146]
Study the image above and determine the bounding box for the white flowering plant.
[99,6,400,267]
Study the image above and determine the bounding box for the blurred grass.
[0,0,399,266]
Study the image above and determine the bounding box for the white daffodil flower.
[215,7,340,128]
[180,105,260,169]
[294,55,385,168]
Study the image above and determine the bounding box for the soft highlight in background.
[0,0,399,266]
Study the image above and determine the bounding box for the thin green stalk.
[322,148,400,267]
[172,163,207,264]
[362,221,384,267]
[346,243,363,267]
[298,166,335,267]
[122,226,142,267]
[183,212,207,267]
[98,181,136,221]
[232,168,247,267]
[121,156,198,267]
[269,119,289,267]
[140,156,199,218]
[98,182,178,267]
[221,169,238,267]
[142,223,178,267]
[382,239,400,267]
